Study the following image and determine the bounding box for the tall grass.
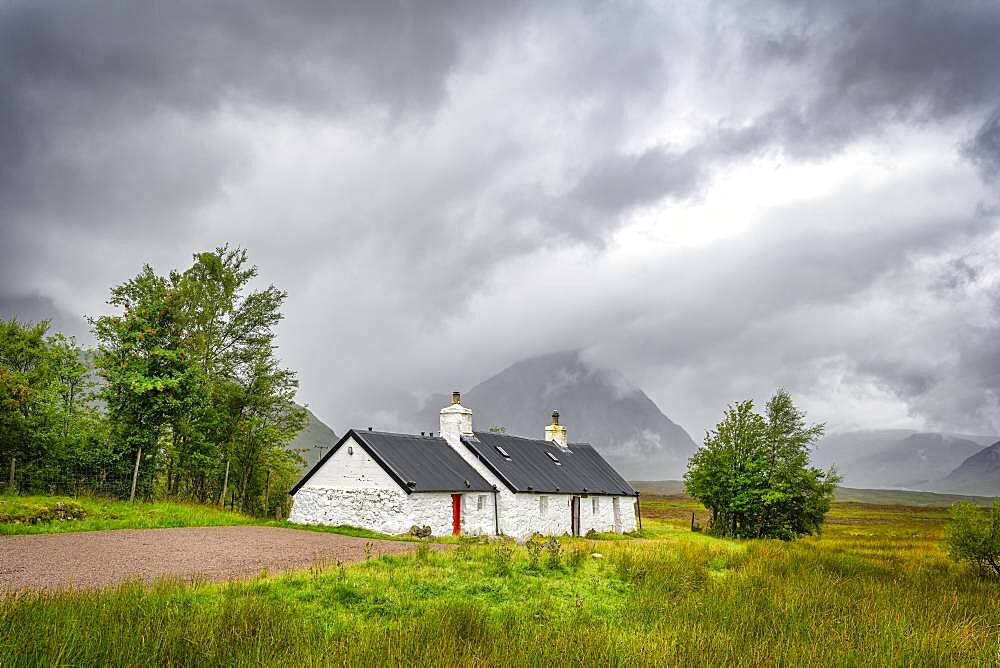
[0,495,256,535]
[3,507,1000,666]
[0,495,408,540]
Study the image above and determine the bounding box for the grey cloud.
[3,1,1000,439]
[964,108,1000,183]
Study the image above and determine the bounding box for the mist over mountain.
[936,441,1000,496]
[812,430,996,490]
[406,351,697,480]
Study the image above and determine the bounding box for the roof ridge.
[351,428,444,440]
[470,430,592,447]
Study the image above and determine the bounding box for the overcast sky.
[2,1,999,438]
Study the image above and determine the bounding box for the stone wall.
[288,487,498,537]
[289,486,412,534]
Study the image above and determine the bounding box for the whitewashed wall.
[578,495,639,535]
[289,488,497,536]
[290,486,411,533]
[499,492,572,539]
[297,436,397,490]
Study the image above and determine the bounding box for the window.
[477,495,486,511]
[545,451,561,465]
[539,496,548,515]
[592,497,600,514]
[495,445,511,459]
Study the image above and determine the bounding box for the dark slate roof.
[290,429,495,495]
[461,431,638,497]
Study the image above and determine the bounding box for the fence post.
[264,469,271,514]
[7,457,14,494]
[219,458,230,507]
[129,447,142,503]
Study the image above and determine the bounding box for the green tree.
[91,267,201,498]
[91,246,305,510]
[0,319,50,471]
[168,246,304,508]
[0,319,108,492]
[684,390,838,539]
[946,501,1000,577]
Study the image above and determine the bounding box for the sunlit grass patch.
[3,496,1000,665]
[0,494,255,535]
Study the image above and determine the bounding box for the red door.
[451,494,462,535]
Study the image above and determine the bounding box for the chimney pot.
[452,391,461,405]
[544,409,568,446]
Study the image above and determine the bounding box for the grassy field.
[0,495,420,541]
[633,480,998,507]
[0,495,257,535]
[3,496,1000,665]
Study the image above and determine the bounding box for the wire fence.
[1,461,135,499]
[1,457,294,519]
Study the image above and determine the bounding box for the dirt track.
[0,526,439,592]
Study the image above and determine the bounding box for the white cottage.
[288,392,639,540]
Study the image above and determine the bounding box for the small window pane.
[477,495,486,511]
[592,497,600,514]
[539,496,548,515]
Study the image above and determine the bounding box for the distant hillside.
[287,407,338,470]
[630,480,996,507]
[409,351,697,480]
[936,440,1000,496]
[811,430,993,489]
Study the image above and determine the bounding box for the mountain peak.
[411,350,695,479]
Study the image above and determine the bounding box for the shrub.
[525,533,546,569]
[543,539,563,570]
[489,537,516,576]
[946,501,1000,577]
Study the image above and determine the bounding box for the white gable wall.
[298,435,398,491]
[288,435,499,535]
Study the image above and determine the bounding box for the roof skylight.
[495,445,511,459]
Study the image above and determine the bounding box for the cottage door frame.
[571,496,581,536]
[451,493,462,535]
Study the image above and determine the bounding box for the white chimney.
[544,410,567,447]
[439,391,473,447]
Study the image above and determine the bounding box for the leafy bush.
[946,501,1000,577]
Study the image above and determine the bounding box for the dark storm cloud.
[964,109,1000,183]
[2,0,1000,436]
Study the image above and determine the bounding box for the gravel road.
[0,526,439,592]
